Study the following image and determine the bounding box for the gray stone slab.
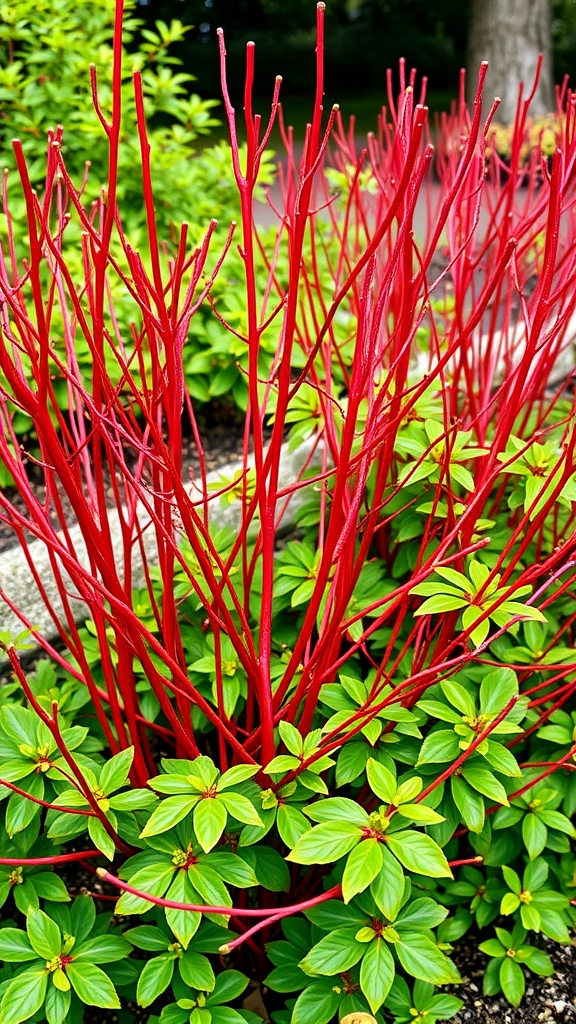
[0,439,324,661]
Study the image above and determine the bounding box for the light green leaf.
[217,792,263,827]
[291,983,340,1024]
[0,928,36,962]
[386,831,453,878]
[27,909,61,960]
[342,839,383,903]
[88,816,116,861]
[165,871,202,948]
[194,798,228,853]
[140,796,198,838]
[359,938,395,1012]
[366,759,396,803]
[66,962,120,1009]
[522,814,548,859]
[99,747,134,795]
[299,928,365,976]
[0,968,48,1024]
[305,798,369,827]
[136,955,175,1007]
[217,765,260,790]
[479,669,518,719]
[179,951,215,991]
[395,932,461,984]
[287,822,363,865]
[499,956,525,1006]
[370,846,405,922]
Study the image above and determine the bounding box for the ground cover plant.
[0,2,575,1022]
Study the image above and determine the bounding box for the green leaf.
[396,804,445,825]
[395,932,461,984]
[461,606,490,646]
[291,983,340,1024]
[188,862,232,913]
[479,669,518,718]
[278,721,303,756]
[396,897,448,930]
[217,792,263,827]
[165,871,202,948]
[478,938,506,957]
[522,948,554,976]
[123,926,170,952]
[88,816,116,861]
[522,814,548,859]
[366,759,396,803]
[207,970,250,1005]
[99,747,134,794]
[194,798,228,853]
[502,866,522,894]
[306,798,369,827]
[70,895,96,945]
[359,938,395,1013]
[440,679,476,717]
[204,852,258,889]
[417,700,463,724]
[277,805,310,847]
[500,893,521,915]
[336,743,371,786]
[32,873,70,904]
[140,796,198,838]
[414,595,468,615]
[460,765,509,805]
[264,755,300,774]
[73,935,132,964]
[115,863,176,915]
[0,968,48,1024]
[45,982,71,1024]
[370,846,405,921]
[451,776,485,833]
[179,951,215,991]
[299,928,365,976]
[539,810,576,836]
[66,962,121,1009]
[27,909,61,960]
[483,741,522,777]
[342,839,383,903]
[136,955,175,1007]
[417,730,461,765]
[287,822,363,865]
[386,831,453,878]
[499,956,525,1006]
[217,765,260,790]
[0,928,36,962]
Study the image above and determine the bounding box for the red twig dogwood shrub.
[0,3,574,1022]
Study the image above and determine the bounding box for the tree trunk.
[467,0,554,123]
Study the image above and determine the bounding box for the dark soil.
[0,402,246,554]
[449,936,576,1024]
